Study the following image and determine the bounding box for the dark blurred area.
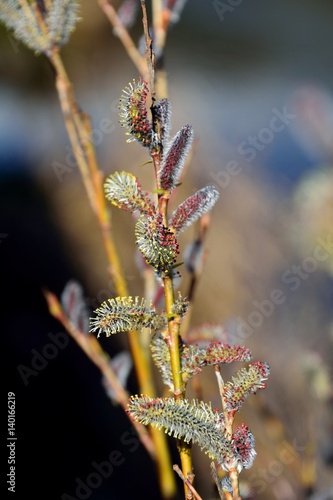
[1,1,333,499]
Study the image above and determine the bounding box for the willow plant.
[0,1,270,499]
[89,77,270,499]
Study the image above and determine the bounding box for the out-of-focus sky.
[2,0,333,183]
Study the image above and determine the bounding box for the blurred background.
[1,1,333,499]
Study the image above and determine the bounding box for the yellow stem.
[156,166,193,496]
[163,277,183,395]
[229,469,241,500]
[164,275,193,498]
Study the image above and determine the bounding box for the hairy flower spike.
[172,292,189,317]
[182,343,252,381]
[159,124,194,191]
[127,396,238,465]
[114,0,139,31]
[45,0,80,47]
[104,171,156,216]
[223,361,270,413]
[232,424,256,469]
[0,0,80,54]
[89,296,165,337]
[170,186,219,233]
[61,280,89,334]
[154,98,172,147]
[119,78,154,147]
[135,214,179,276]
[150,331,250,388]
[102,351,133,403]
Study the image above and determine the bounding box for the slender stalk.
[141,0,156,101]
[215,365,241,500]
[173,465,202,500]
[151,143,194,497]
[215,366,232,434]
[139,0,194,492]
[228,470,241,500]
[164,272,193,497]
[49,49,128,294]
[97,0,147,78]
[163,277,183,397]
[210,462,226,500]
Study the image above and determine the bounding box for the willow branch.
[39,31,175,500]
[141,0,156,101]
[97,0,147,78]
[141,0,193,491]
[210,462,226,500]
[173,465,202,500]
[215,365,241,500]
[48,49,130,296]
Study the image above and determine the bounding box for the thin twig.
[161,242,193,497]
[214,365,241,500]
[49,49,128,291]
[97,0,147,78]
[228,469,241,500]
[140,0,155,101]
[140,1,194,492]
[173,465,202,500]
[214,365,232,432]
[210,462,226,500]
